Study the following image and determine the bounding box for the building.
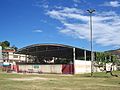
[15,44,93,74]
[7,52,27,62]
[1,44,118,74]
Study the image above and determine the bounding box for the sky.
[0,0,120,51]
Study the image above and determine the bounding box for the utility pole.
[87,9,95,76]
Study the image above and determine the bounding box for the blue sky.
[0,0,120,51]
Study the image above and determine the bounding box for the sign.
[34,65,39,69]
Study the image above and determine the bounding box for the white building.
[8,52,27,62]
[2,52,28,63]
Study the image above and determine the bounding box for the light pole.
[87,9,95,76]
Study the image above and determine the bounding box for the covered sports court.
[16,44,91,74]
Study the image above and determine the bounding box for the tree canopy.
[0,41,17,51]
[0,41,10,49]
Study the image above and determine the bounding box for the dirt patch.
[58,74,73,76]
[8,77,48,81]
[96,83,120,87]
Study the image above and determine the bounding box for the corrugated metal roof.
[16,43,87,53]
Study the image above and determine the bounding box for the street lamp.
[87,9,95,76]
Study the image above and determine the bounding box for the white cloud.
[33,0,49,9]
[33,30,42,33]
[73,0,82,7]
[73,0,81,3]
[43,4,49,9]
[47,7,85,22]
[47,7,120,47]
[102,1,120,7]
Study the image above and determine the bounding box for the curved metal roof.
[16,43,86,53]
[16,43,91,63]
[18,43,79,50]
[16,43,89,56]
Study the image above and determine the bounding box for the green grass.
[0,71,120,90]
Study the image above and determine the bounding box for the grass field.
[0,71,120,90]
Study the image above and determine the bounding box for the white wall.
[74,60,91,74]
[19,64,62,74]
[0,46,2,62]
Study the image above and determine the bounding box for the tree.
[95,52,118,77]
[3,41,10,47]
[0,41,18,52]
[11,45,18,51]
[95,52,106,66]
[0,41,10,49]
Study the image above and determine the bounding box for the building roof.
[16,44,91,59]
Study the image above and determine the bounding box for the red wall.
[62,64,74,74]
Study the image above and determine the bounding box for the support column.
[84,50,86,61]
[73,48,75,74]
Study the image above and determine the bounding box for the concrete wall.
[0,46,2,62]
[18,64,62,74]
[74,60,118,74]
[17,61,118,74]
[18,61,100,74]
[74,60,91,74]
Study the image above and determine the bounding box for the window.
[14,55,18,58]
